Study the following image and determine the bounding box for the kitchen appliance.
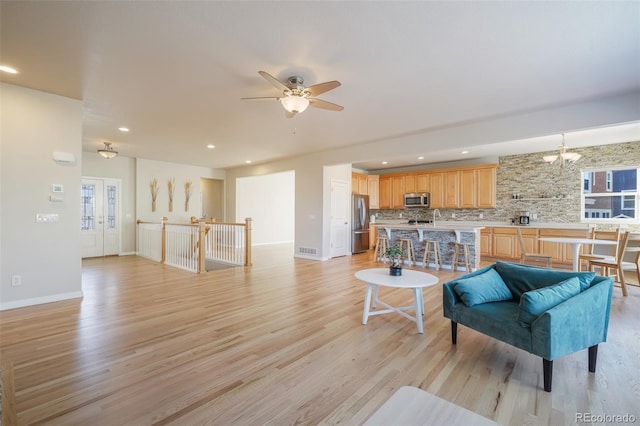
[404,193,430,208]
[352,194,370,253]
[517,211,531,225]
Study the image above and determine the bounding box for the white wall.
[82,153,137,253]
[136,158,225,223]
[1,83,83,310]
[236,171,295,245]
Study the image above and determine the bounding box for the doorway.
[81,177,120,258]
[330,179,350,258]
[201,178,224,221]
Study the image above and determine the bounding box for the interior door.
[81,178,120,258]
[330,179,350,258]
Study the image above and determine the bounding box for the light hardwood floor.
[1,244,639,425]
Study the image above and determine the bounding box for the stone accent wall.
[373,141,640,230]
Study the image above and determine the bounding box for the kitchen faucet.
[432,209,441,227]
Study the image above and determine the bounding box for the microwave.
[404,193,430,208]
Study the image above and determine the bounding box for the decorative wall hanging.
[167,178,175,212]
[185,180,193,212]
[150,178,159,212]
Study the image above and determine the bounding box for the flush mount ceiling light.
[543,133,582,165]
[98,142,118,159]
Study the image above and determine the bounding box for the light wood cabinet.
[480,228,492,257]
[460,169,476,208]
[429,172,445,208]
[492,227,518,259]
[367,175,379,209]
[352,172,368,195]
[404,174,429,194]
[390,176,405,209]
[378,176,391,209]
[476,167,496,208]
[444,171,460,208]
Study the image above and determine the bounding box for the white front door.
[330,179,350,258]
[81,178,120,258]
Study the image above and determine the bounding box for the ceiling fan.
[241,71,343,118]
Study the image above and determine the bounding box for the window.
[581,167,638,223]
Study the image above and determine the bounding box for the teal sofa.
[442,261,614,392]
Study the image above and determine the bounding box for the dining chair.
[589,231,640,297]
[516,227,552,267]
[578,228,621,271]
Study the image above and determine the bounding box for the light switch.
[36,213,59,223]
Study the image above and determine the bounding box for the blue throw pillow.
[453,268,513,307]
[518,276,581,327]
[495,261,595,298]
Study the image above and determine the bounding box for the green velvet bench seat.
[442,261,614,392]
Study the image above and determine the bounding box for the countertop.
[370,220,591,230]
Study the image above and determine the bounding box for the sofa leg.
[588,345,598,372]
[451,321,457,345]
[543,359,553,392]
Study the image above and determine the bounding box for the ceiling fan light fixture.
[98,142,118,159]
[280,95,309,114]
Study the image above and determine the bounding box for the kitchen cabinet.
[460,169,476,208]
[378,176,391,209]
[444,171,460,208]
[480,228,492,257]
[367,175,379,209]
[492,227,518,260]
[429,172,445,208]
[404,174,429,194]
[390,176,405,209]
[476,167,496,208]
[352,172,367,195]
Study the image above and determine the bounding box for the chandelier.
[98,142,118,159]
[543,134,581,165]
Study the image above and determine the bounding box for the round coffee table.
[355,268,439,334]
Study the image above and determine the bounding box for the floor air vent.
[298,247,317,255]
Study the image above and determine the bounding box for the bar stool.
[451,242,472,272]
[398,238,416,266]
[373,236,390,262]
[422,240,442,270]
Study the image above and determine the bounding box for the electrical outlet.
[11,275,22,286]
[451,213,456,218]
[532,213,538,220]
[399,212,403,218]
[479,213,483,219]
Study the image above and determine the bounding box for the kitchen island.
[372,223,484,271]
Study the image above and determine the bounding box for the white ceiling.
[1,1,639,171]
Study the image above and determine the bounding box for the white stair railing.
[164,224,200,272]
[137,222,162,262]
[136,218,252,272]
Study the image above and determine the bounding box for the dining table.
[537,237,618,271]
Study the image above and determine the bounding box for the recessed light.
[461,150,469,154]
[0,65,18,74]
[207,144,215,149]
[418,156,424,160]
[118,127,130,132]
[245,160,252,164]
[381,161,388,165]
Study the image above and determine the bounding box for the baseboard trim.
[0,291,83,311]
[119,251,136,256]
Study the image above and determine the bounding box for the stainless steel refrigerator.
[351,194,370,253]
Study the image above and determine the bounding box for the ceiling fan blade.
[285,110,296,119]
[240,96,280,101]
[304,80,341,97]
[258,71,288,92]
[308,98,344,111]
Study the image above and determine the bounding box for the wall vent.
[298,247,317,255]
